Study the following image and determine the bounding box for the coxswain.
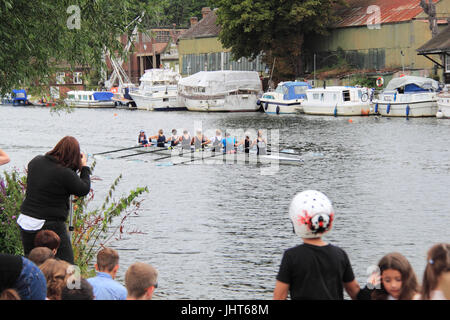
[138,130,149,146]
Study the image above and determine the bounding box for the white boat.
[258,81,312,114]
[373,76,439,117]
[128,69,183,111]
[64,91,115,108]
[302,86,372,116]
[436,85,450,119]
[177,71,262,112]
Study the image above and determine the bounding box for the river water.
[1,105,449,299]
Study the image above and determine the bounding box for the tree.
[156,0,214,28]
[0,0,162,94]
[214,0,345,82]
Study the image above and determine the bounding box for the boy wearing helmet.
[273,190,361,300]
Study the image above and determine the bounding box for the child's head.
[420,243,450,300]
[28,247,55,266]
[95,247,120,274]
[34,230,60,255]
[289,190,334,239]
[373,252,419,300]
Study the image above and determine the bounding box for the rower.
[251,130,267,155]
[236,133,251,154]
[179,130,192,151]
[222,132,237,154]
[149,129,167,147]
[138,130,149,146]
[209,129,223,153]
[168,129,180,147]
[191,129,210,151]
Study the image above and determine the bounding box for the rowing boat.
[134,145,304,166]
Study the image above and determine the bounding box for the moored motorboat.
[302,86,372,116]
[436,85,450,118]
[1,89,31,106]
[373,76,439,117]
[64,91,115,108]
[128,69,183,111]
[258,81,312,114]
[177,71,262,112]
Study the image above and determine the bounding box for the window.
[56,72,65,84]
[83,95,88,100]
[294,86,307,95]
[73,72,82,84]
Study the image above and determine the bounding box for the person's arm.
[0,148,10,165]
[343,279,360,300]
[203,136,211,146]
[64,154,91,197]
[273,280,289,300]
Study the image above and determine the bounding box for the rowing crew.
[138,129,268,155]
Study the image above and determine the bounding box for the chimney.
[190,17,198,27]
[201,7,211,19]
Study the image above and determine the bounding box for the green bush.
[0,170,26,255]
[0,162,148,277]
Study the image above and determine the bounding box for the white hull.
[64,100,115,108]
[129,92,183,111]
[437,94,450,118]
[181,93,260,112]
[375,101,438,117]
[302,102,371,116]
[260,100,302,114]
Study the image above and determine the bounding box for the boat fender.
[276,106,280,114]
[376,77,384,87]
[256,99,261,106]
[333,105,337,117]
[386,103,391,114]
[394,92,397,102]
[265,102,269,111]
[436,110,444,118]
[406,105,410,117]
[375,103,378,114]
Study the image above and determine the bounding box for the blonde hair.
[0,289,21,300]
[39,259,71,300]
[125,262,158,299]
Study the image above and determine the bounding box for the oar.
[160,148,223,166]
[152,148,194,161]
[93,145,146,156]
[116,146,169,159]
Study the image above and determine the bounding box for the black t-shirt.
[276,243,355,300]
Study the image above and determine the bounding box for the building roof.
[334,0,440,28]
[178,9,221,40]
[417,24,450,54]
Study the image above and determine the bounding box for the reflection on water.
[1,106,450,299]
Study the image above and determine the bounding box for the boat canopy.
[385,76,440,92]
[12,89,27,101]
[178,71,262,94]
[140,68,181,83]
[93,92,113,101]
[280,82,312,100]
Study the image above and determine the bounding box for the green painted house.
[305,0,450,81]
[177,8,267,76]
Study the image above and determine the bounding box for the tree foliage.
[214,0,346,82]
[155,0,214,28]
[0,0,162,94]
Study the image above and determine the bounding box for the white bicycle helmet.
[289,190,335,238]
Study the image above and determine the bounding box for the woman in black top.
[149,129,167,147]
[18,136,91,264]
